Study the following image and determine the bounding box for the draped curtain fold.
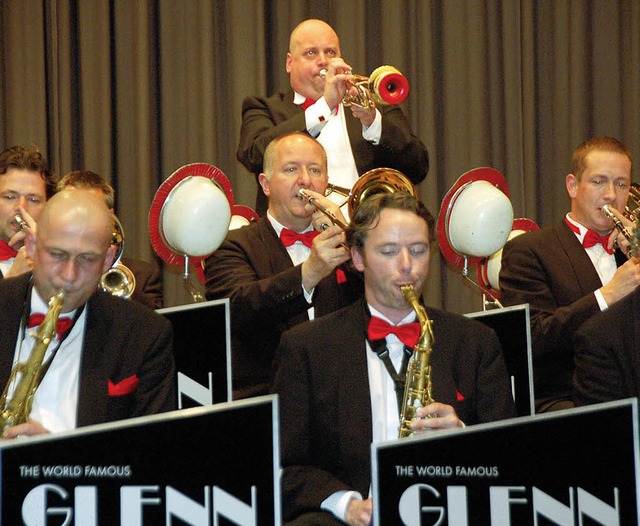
[1,0,639,312]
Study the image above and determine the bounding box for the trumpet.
[100,215,136,299]
[602,204,639,258]
[320,65,410,109]
[13,214,29,232]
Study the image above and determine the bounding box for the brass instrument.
[13,214,29,232]
[298,167,418,228]
[100,215,136,299]
[319,65,410,109]
[0,290,66,435]
[624,183,640,223]
[398,285,435,439]
[602,203,640,258]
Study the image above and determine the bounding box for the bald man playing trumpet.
[0,190,175,438]
[237,18,429,216]
[205,133,363,400]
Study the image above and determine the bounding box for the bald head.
[38,189,114,243]
[26,189,117,311]
[289,19,339,54]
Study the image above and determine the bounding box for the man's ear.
[351,246,365,272]
[566,174,578,198]
[258,173,271,198]
[285,53,293,74]
[103,245,118,273]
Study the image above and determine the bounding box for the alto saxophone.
[0,289,66,436]
[398,285,435,438]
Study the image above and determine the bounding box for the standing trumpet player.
[237,18,429,216]
[271,192,515,526]
[0,190,175,438]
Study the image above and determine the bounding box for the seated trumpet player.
[237,18,429,216]
[58,170,164,309]
[205,133,363,400]
[0,190,176,438]
[0,145,56,280]
[271,192,515,526]
[500,136,640,413]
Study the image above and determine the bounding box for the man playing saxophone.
[271,192,515,526]
[0,190,175,438]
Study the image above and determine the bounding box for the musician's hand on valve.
[8,205,36,248]
[605,206,634,255]
[3,419,49,439]
[301,188,348,231]
[345,497,373,526]
[600,257,640,306]
[322,57,352,110]
[4,246,34,278]
[301,225,349,292]
[351,102,377,128]
[412,403,464,433]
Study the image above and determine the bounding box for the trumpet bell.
[369,65,410,106]
[100,262,137,299]
[348,168,417,218]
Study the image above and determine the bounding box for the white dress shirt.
[7,287,85,433]
[565,213,617,310]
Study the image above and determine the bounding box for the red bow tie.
[368,317,420,348]
[27,313,74,339]
[582,229,614,254]
[565,218,614,255]
[0,240,18,261]
[301,98,316,110]
[280,228,319,248]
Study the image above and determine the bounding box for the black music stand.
[158,298,231,407]
[466,303,534,416]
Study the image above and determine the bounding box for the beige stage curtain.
[1,0,639,313]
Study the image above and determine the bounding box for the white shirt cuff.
[594,288,609,311]
[321,490,363,522]
[362,109,382,144]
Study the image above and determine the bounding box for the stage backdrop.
[1,0,639,312]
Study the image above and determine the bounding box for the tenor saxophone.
[0,289,66,436]
[398,285,435,438]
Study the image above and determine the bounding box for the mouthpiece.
[13,215,28,232]
[319,69,327,79]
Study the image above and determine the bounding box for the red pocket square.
[108,375,139,396]
[456,389,465,402]
[336,268,347,284]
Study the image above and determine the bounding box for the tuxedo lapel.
[0,274,30,389]
[76,295,110,427]
[336,300,373,493]
[556,221,604,292]
[257,216,294,274]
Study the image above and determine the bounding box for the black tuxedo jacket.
[237,90,429,215]
[120,256,163,310]
[0,273,176,428]
[271,299,515,520]
[500,220,628,410]
[204,217,362,399]
[573,287,640,405]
